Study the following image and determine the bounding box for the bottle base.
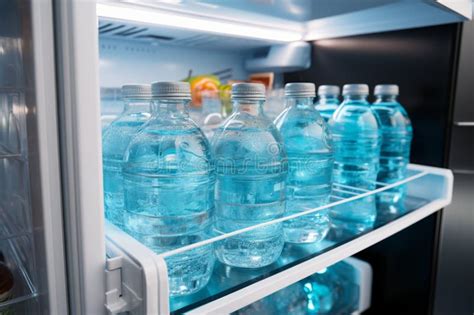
[165,246,215,297]
[329,218,375,240]
[283,211,330,244]
[215,234,284,269]
[284,229,329,244]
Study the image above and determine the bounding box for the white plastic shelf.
[105,164,453,315]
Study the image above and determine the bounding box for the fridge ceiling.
[97,0,471,48]
[98,18,287,51]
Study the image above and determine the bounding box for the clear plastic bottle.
[297,262,359,314]
[315,85,340,122]
[372,85,413,217]
[329,84,381,236]
[212,83,287,268]
[235,261,359,315]
[123,82,215,296]
[102,84,151,228]
[274,83,333,244]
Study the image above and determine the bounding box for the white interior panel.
[99,38,249,88]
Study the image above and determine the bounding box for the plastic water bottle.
[212,83,287,268]
[235,261,359,315]
[274,83,333,244]
[123,82,215,296]
[102,84,151,228]
[372,85,413,217]
[297,262,359,314]
[315,85,340,122]
[329,84,381,236]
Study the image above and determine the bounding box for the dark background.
[285,23,464,314]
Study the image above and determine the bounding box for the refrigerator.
[0,0,471,314]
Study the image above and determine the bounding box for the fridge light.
[96,3,302,42]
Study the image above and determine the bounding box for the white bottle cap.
[231,83,266,100]
[318,85,340,96]
[342,84,369,96]
[151,81,191,99]
[374,84,399,96]
[121,84,151,99]
[284,82,316,97]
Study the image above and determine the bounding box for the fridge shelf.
[105,164,453,314]
[0,194,32,242]
[0,236,38,311]
[0,152,23,160]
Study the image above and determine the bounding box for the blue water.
[315,96,340,122]
[123,105,215,296]
[235,261,359,315]
[274,101,333,243]
[329,97,381,236]
[299,262,359,315]
[102,111,150,228]
[372,97,412,218]
[212,105,287,268]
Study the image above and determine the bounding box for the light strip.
[96,3,302,42]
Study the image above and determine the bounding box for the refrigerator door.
[53,0,106,314]
[0,0,67,313]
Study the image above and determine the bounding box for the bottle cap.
[151,81,191,99]
[231,83,266,100]
[121,84,151,99]
[318,85,340,96]
[374,84,399,96]
[284,82,316,97]
[342,84,369,96]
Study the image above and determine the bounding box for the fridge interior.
[85,0,470,313]
[0,38,39,312]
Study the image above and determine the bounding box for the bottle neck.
[317,94,339,104]
[233,99,264,116]
[343,94,369,103]
[375,95,398,103]
[123,98,151,113]
[151,98,189,115]
[286,96,315,109]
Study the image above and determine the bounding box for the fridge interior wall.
[99,38,287,123]
[285,23,461,314]
[92,2,472,314]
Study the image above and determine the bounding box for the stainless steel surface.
[453,121,474,126]
[453,14,474,122]
[434,18,474,315]
[434,173,474,315]
[448,126,474,171]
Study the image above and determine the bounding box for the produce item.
[249,72,274,90]
[185,75,220,108]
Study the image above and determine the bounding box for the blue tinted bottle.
[236,260,359,315]
[329,84,381,236]
[123,82,215,296]
[212,83,287,268]
[372,85,413,217]
[274,83,333,244]
[315,85,340,122]
[296,261,359,314]
[102,84,151,228]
